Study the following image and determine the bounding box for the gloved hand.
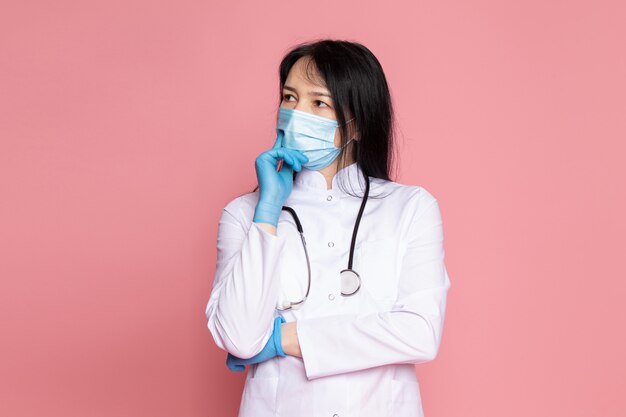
[226,316,287,372]
[253,132,308,227]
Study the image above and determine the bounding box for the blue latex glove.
[226,316,287,372]
[253,132,308,227]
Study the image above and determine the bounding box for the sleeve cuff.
[296,314,357,380]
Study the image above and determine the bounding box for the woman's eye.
[283,94,296,102]
[315,100,329,108]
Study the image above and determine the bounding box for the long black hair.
[252,39,397,197]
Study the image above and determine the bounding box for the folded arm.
[296,197,452,380]
[205,198,286,359]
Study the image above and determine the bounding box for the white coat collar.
[293,162,366,193]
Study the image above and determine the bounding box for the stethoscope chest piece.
[340,269,361,296]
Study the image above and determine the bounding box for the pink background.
[1,1,625,416]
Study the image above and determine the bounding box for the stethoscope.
[277,174,370,311]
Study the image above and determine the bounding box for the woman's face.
[280,57,352,148]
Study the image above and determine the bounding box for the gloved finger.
[268,149,296,167]
[287,152,302,172]
[260,148,302,172]
[226,354,246,372]
[290,149,309,164]
[280,148,309,168]
[283,149,309,171]
[227,362,245,372]
[256,149,290,170]
[272,131,284,150]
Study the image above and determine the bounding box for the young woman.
[205,39,451,417]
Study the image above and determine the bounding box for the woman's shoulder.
[222,190,259,216]
[371,176,439,208]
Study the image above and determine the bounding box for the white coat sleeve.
[205,196,287,359]
[296,195,451,380]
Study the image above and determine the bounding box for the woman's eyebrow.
[283,85,332,98]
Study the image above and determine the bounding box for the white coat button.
[328,294,335,301]
[327,195,333,201]
[328,241,335,247]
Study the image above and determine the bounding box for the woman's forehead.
[286,57,327,90]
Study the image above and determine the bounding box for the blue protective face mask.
[276,107,354,171]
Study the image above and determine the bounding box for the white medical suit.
[205,162,451,417]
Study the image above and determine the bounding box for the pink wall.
[1,1,625,416]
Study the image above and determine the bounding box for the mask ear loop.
[339,117,358,145]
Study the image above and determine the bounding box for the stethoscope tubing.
[277,174,371,310]
[279,206,311,309]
